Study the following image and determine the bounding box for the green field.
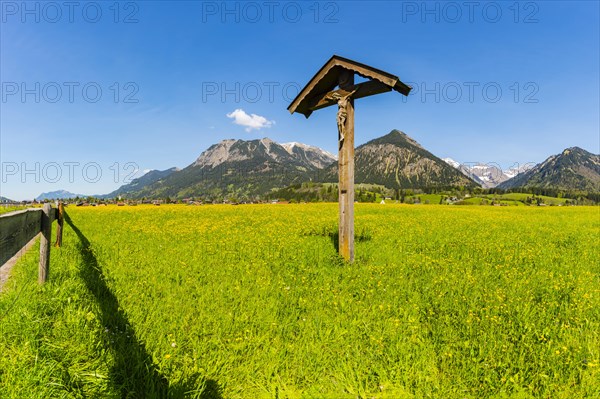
[480,194,569,206]
[403,194,444,204]
[456,197,526,206]
[0,205,29,215]
[1,204,599,398]
[397,193,570,206]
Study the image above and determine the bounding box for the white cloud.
[226,109,274,132]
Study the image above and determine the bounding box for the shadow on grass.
[64,212,222,399]
[303,225,373,253]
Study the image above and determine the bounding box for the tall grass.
[1,204,598,398]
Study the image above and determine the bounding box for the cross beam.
[307,80,393,113]
[288,56,411,262]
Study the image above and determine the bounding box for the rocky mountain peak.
[323,130,479,189]
[259,137,274,147]
[383,129,425,150]
[193,139,244,168]
[192,137,336,170]
[498,146,600,191]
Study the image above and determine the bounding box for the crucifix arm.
[325,88,357,103]
[308,80,392,112]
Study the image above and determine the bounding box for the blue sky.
[1,0,599,200]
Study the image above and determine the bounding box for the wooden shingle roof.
[288,55,411,118]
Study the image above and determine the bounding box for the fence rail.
[0,203,64,283]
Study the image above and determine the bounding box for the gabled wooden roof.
[288,55,411,118]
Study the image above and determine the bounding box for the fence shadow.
[64,212,222,399]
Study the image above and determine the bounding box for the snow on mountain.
[443,158,532,188]
[194,138,337,170]
[442,157,461,169]
[503,164,535,179]
[282,141,337,166]
[281,141,337,159]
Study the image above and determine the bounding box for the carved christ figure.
[326,89,357,146]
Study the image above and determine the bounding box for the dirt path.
[0,235,38,293]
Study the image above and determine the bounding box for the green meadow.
[0,204,598,398]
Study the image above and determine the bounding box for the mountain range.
[497,147,599,191]
[105,131,483,200]
[31,131,600,200]
[114,138,337,200]
[103,167,181,199]
[323,130,477,189]
[36,190,83,201]
[442,158,533,188]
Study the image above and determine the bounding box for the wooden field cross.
[288,55,411,262]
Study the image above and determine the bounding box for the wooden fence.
[0,203,64,283]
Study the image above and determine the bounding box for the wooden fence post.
[55,202,64,247]
[39,203,52,284]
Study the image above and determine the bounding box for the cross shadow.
[303,225,372,254]
[330,231,339,250]
[64,212,222,399]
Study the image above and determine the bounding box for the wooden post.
[39,203,52,283]
[338,71,355,262]
[55,202,64,247]
[288,56,411,262]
